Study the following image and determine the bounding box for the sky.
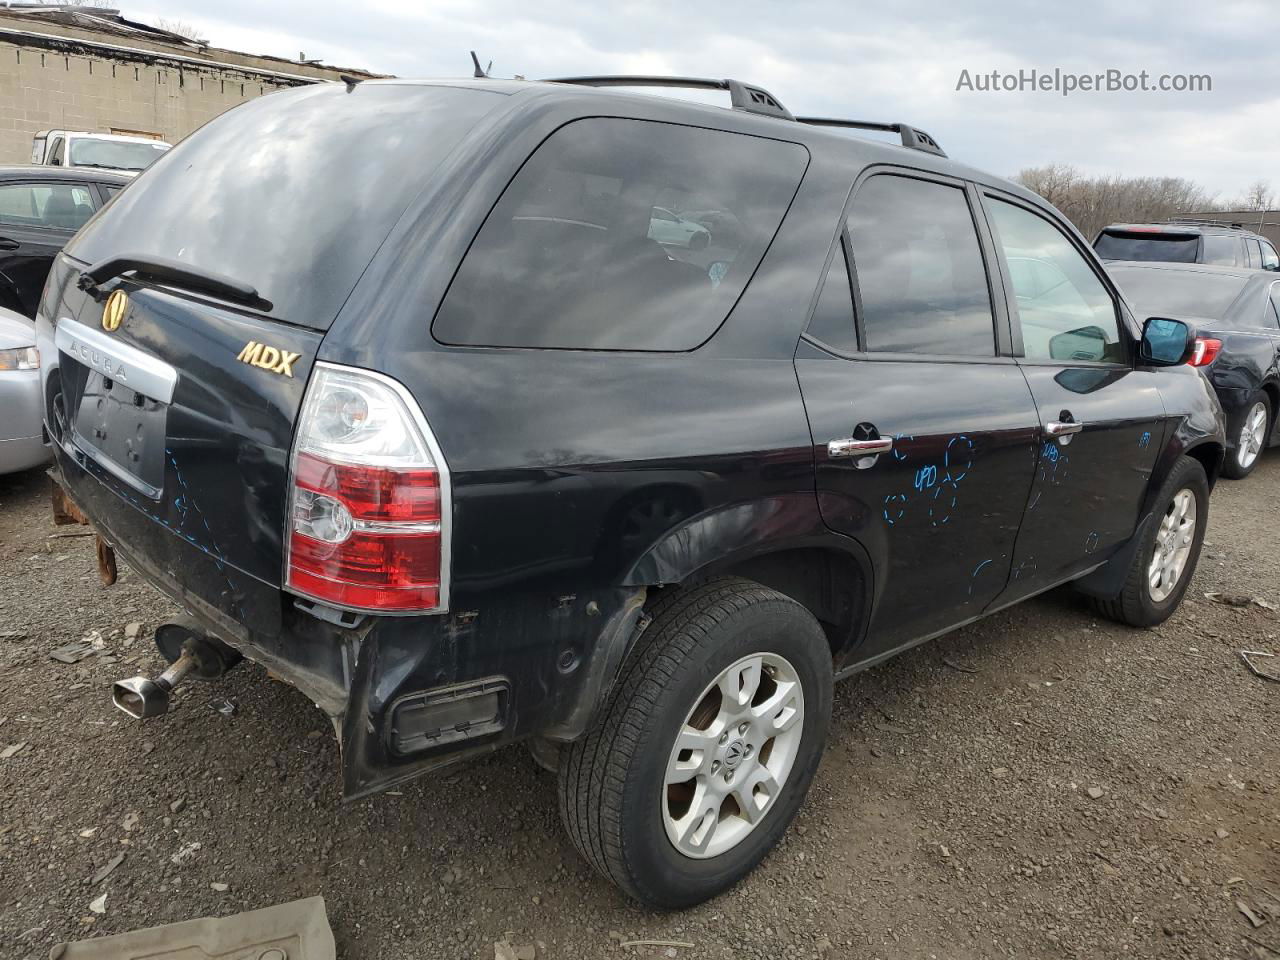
[126,0,1277,203]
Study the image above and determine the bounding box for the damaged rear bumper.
[51,451,648,800]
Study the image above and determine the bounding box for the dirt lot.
[1,455,1278,960]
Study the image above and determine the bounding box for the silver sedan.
[0,306,49,475]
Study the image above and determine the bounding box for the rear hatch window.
[432,118,808,351]
[66,83,504,331]
[1093,229,1199,263]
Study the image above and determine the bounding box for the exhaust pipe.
[112,618,243,720]
[112,651,197,719]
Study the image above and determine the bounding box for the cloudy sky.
[127,0,1277,202]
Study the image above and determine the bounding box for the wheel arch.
[620,495,875,667]
[1181,438,1225,491]
[1261,380,1280,437]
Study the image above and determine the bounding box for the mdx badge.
[237,341,301,377]
[101,289,128,332]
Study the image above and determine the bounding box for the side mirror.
[1140,317,1193,366]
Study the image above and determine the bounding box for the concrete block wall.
[0,40,296,163]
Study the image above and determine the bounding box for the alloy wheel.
[1237,401,1268,471]
[1148,488,1197,603]
[661,652,804,859]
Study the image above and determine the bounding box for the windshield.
[1094,230,1199,263]
[70,138,169,171]
[68,84,504,330]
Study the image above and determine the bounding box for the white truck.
[30,130,171,176]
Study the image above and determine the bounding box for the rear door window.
[0,182,96,230]
[1245,238,1263,267]
[845,174,995,356]
[1201,234,1239,266]
[433,118,808,351]
[1093,231,1199,263]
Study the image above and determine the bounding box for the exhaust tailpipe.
[112,651,197,719]
[112,618,244,720]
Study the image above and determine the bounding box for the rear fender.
[620,494,875,661]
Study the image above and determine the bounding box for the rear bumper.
[51,445,648,800]
[52,443,353,715]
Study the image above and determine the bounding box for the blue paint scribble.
[891,434,913,462]
[928,479,959,527]
[1027,490,1042,512]
[914,464,937,491]
[883,493,907,526]
[1084,531,1099,553]
[944,435,974,482]
[968,558,994,596]
[1138,431,1151,449]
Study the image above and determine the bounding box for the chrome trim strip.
[351,519,442,535]
[55,317,178,404]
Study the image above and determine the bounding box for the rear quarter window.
[432,118,809,351]
[1201,234,1240,266]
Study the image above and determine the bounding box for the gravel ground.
[1,454,1278,960]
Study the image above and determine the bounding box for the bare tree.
[1013,165,1218,240]
[155,18,205,43]
[1231,179,1274,212]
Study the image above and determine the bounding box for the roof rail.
[544,75,794,120]
[1167,217,1245,230]
[541,76,948,157]
[794,117,947,158]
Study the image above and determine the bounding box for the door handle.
[1045,420,1084,445]
[0,237,19,250]
[828,437,894,459]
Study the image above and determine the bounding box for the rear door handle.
[1045,420,1084,445]
[828,437,894,459]
[0,237,19,250]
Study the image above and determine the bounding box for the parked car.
[0,305,46,475]
[38,75,1225,908]
[31,130,171,176]
[0,166,131,319]
[647,205,711,248]
[1108,262,1279,478]
[1095,220,1280,271]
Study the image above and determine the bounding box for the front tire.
[1222,393,1271,479]
[558,578,832,909]
[1092,455,1208,627]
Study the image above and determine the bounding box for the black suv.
[37,76,1225,908]
[1095,219,1280,271]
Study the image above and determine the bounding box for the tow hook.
[112,618,243,720]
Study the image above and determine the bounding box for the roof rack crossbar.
[1166,217,1245,230]
[794,117,947,158]
[543,75,794,120]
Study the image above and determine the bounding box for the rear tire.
[1092,455,1208,627]
[558,578,832,909]
[1222,392,1271,479]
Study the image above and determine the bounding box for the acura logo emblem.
[101,289,128,332]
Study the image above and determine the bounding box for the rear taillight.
[1188,337,1222,367]
[286,363,450,613]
